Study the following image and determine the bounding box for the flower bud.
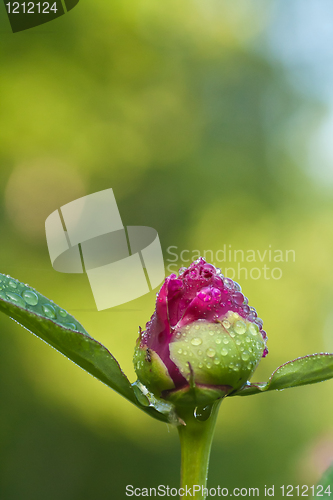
[134,258,268,407]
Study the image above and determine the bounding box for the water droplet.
[234,321,246,334]
[241,351,250,361]
[66,323,77,330]
[198,290,211,302]
[183,350,188,356]
[198,362,203,368]
[59,309,67,317]
[177,348,183,354]
[206,348,216,358]
[132,384,150,407]
[206,362,212,369]
[229,362,234,369]
[8,280,17,289]
[215,338,222,344]
[209,330,215,336]
[198,350,202,356]
[223,278,234,289]
[194,405,213,421]
[22,290,38,306]
[247,362,252,369]
[6,292,26,307]
[222,320,230,329]
[235,339,241,345]
[233,291,244,305]
[223,338,229,345]
[248,323,259,336]
[194,325,200,330]
[229,331,235,338]
[191,337,202,346]
[42,304,56,319]
[0,291,6,299]
[175,332,181,339]
[221,348,228,356]
[255,317,264,328]
[214,358,220,365]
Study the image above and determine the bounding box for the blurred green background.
[1,0,333,498]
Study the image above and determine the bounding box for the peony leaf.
[232,353,333,397]
[0,273,170,423]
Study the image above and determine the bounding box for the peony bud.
[134,258,268,407]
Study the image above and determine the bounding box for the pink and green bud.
[133,258,268,407]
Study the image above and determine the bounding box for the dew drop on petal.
[191,337,202,346]
[248,323,259,336]
[221,348,228,356]
[234,321,246,334]
[233,292,244,305]
[59,309,67,318]
[206,348,216,358]
[8,280,17,289]
[241,351,250,361]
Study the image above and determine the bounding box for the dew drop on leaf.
[22,290,38,306]
[42,304,56,319]
[6,292,25,308]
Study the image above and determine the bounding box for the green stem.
[177,399,222,500]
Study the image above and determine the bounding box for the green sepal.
[133,343,175,395]
[161,364,232,407]
[232,353,333,397]
[163,383,231,408]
